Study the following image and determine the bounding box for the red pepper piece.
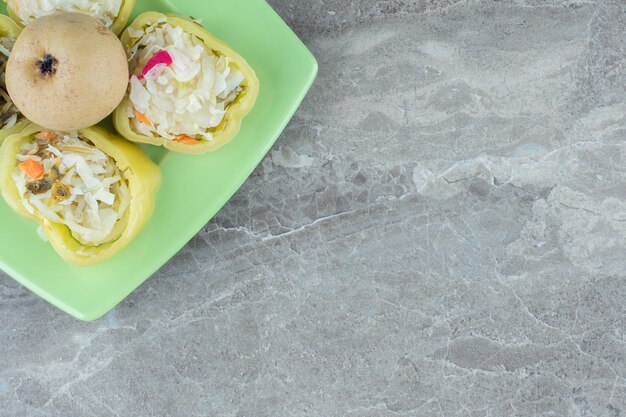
[138,50,173,80]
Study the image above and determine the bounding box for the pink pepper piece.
[138,50,173,80]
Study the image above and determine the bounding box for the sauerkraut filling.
[7,0,123,27]
[0,36,20,130]
[13,131,130,245]
[126,20,245,144]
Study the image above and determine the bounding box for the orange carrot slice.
[19,159,45,179]
[35,131,58,140]
[174,135,201,145]
[136,112,152,126]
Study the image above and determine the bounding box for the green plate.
[0,0,317,320]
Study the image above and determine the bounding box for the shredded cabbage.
[127,21,245,142]
[0,36,20,130]
[8,0,123,27]
[13,132,130,246]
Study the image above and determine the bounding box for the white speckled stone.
[1,1,625,415]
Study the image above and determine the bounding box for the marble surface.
[1,0,625,415]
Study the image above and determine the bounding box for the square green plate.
[0,0,317,320]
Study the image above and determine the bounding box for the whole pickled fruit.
[6,12,128,131]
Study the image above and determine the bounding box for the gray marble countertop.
[2,1,625,416]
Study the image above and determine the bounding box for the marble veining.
[1,1,625,416]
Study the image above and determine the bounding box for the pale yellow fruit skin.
[5,12,129,131]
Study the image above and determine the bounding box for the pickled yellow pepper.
[5,0,135,35]
[0,123,161,266]
[0,14,27,144]
[113,12,260,154]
